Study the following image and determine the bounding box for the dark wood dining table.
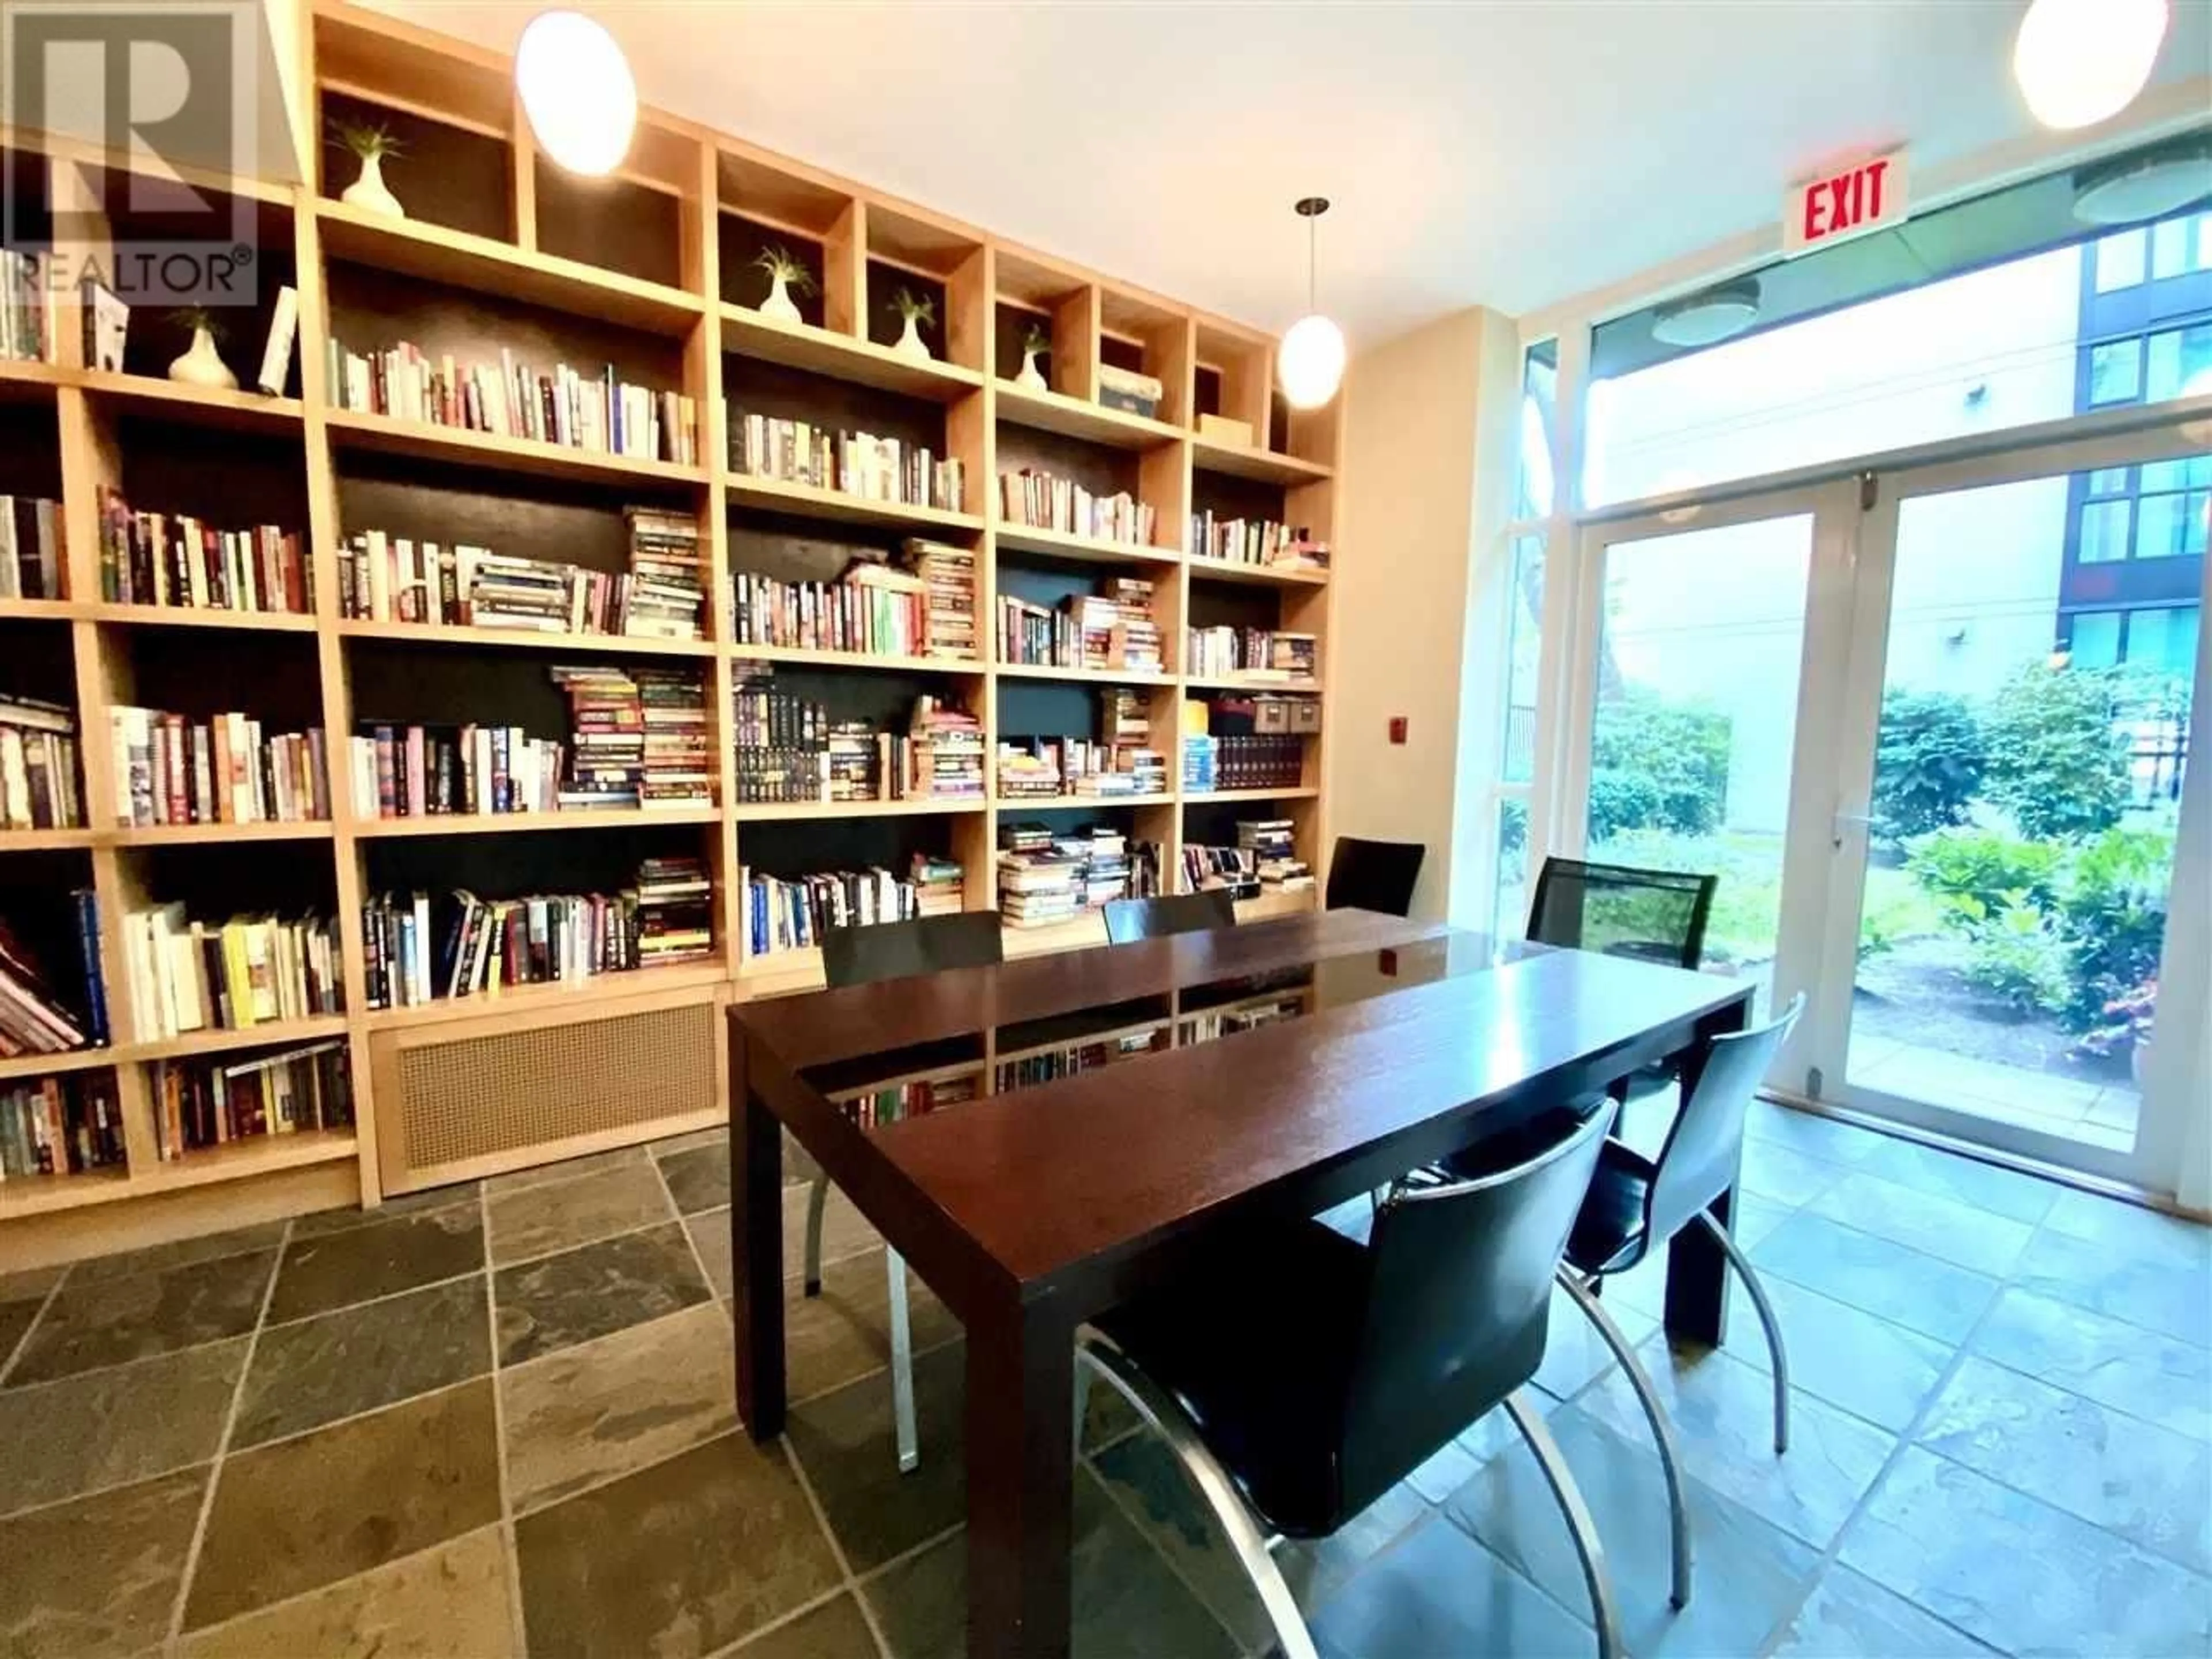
[726,910,1756,1658]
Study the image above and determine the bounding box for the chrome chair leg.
[1556,1269,1692,1608]
[886,1247,919,1474]
[1075,1328,1318,1659]
[802,1172,829,1297]
[1504,1389,1625,1659]
[1695,1209,1789,1454]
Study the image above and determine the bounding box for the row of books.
[108,710,329,827]
[994,737,1168,800]
[729,560,935,657]
[362,856,713,1009]
[740,853,964,959]
[997,822,1151,928]
[997,469,1156,547]
[0,1073,124,1182]
[0,494,64,601]
[1177,993,1305,1046]
[325,338,699,464]
[0,904,100,1058]
[1186,514,1330,573]
[995,1024,1163,1092]
[1179,734,1309,793]
[830,1070,978,1131]
[97,490,312,614]
[1,695,82,831]
[1181,820,1313,899]
[622,508,711,642]
[730,414,967,512]
[556,665,715,810]
[1184,627,1320,683]
[1,250,54,365]
[122,906,343,1040]
[150,1041,355,1162]
[997,579,1162,673]
[347,725,565,820]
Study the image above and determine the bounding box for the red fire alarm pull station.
[1388,716,1407,745]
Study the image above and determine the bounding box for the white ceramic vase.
[893,315,931,362]
[342,150,405,219]
[168,325,237,390]
[1016,347,1047,391]
[759,273,803,324]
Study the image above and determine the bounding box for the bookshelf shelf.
[0,828,100,853]
[1234,889,1319,924]
[735,797,986,821]
[1002,914,1111,958]
[126,1129,359,1197]
[721,305,986,403]
[350,806,723,839]
[77,372,306,435]
[993,522,1183,569]
[122,1016,351,1063]
[108,821,335,847]
[336,619,717,659]
[92,605,322,634]
[993,792,1169,810]
[0,1164,134,1218]
[995,663,1175,687]
[996,383,1184,450]
[1183,787,1321,804]
[0,599,96,624]
[1190,436,1334,486]
[729,643,979,674]
[0,1048,117,1085]
[0,360,75,403]
[319,200,707,336]
[1181,674,1325,694]
[324,408,711,487]
[1185,558,1329,589]
[724,472,984,535]
[362,960,726,1033]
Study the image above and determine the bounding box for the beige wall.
[1327,306,1520,924]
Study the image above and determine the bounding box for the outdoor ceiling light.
[516,10,638,177]
[1277,198,1346,410]
[2013,0,2168,131]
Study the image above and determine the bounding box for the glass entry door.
[1812,437,2208,1184]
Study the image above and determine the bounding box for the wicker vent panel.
[396,1002,715,1172]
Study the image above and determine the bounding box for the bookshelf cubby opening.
[362,817,712,892]
[129,839,338,918]
[108,628,324,733]
[0,849,100,1041]
[320,89,514,243]
[104,414,310,543]
[1194,321,1273,445]
[720,214,829,330]
[86,196,300,394]
[0,620,76,706]
[997,425,1142,514]
[726,357,953,463]
[0,406,63,503]
[1181,796,1319,887]
[864,261,948,360]
[994,300,1051,389]
[534,162,685,291]
[2,146,54,250]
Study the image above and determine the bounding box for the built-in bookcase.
[0,0,1340,1264]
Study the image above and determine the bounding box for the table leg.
[966,1305,1076,1659]
[731,1032,786,1440]
[1662,994,1754,1348]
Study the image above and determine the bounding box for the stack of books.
[1184,627,1320,683]
[906,696,984,798]
[340,533,626,635]
[1239,818,1314,891]
[635,856,715,965]
[107,709,329,827]
[121,906,344,1039]
[1,251,54,363]
[905,539,978,660]
[549,665,646,810]
[729,560,931,657]
[623,507,708,641]
[347,724,564,820]
[0,695,83,831]
[911,854,965,916]
[832,1071,978,1130]
[729,412,966,511]
[636,669,714,808]
[325,337,698,464]
[1187,514,1330,573]
[997,468,1155,546]
[993,741,1064,800]
[364,888,641,1009]
[0,1073,124,1183]
[995,821,1085,929]
[998,582,1161,672]
[741,856,957,957]
[98,490,312,613]
[1105,690,1166,796]
[0,910,97,1058]
[149,1041,353,1160]
[0,494,65,601]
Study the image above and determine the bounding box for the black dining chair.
[810,909,1003,1475]
[1102,888,1237,944]
[1525,855,1718,969]
[1323,836,1425,917]
[1078,1104,1626,1659]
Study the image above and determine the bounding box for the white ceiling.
[372,1,2212,346]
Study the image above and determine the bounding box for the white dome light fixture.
[2013,0,2168,131]
[1650,279,1762,350]
[1278,198,1344,411]
[516,10,637,177]
[2073,137,2212,225]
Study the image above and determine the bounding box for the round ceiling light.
[1278,197,1344,410]
[2073,137,2212,225]
[2013,0,2168,131]
[1650,279,1762,350]
[516,10,637,177]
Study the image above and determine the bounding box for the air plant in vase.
[165,308,236,391]
[329,119,406,218]
[1016,320,1050,391]
[752,247,817,324]
[889,289,937,363]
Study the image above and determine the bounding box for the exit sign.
[1785,151,1907,255]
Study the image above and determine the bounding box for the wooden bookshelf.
[0,0,1343,1266]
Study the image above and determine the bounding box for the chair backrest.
[820,910,1004,989]
[1324,838,1425,917]
[1336,1104,1612,1520]
[1643,993,1805,1244]
[1102,889,1237,945]
[1526,857,1718,970]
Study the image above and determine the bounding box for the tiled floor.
[3,1101,2209,1658]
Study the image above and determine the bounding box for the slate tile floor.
[3,1101,2209,1658]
